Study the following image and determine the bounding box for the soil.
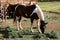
[0,12,60,40]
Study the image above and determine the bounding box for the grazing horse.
[13,4,47,34]
[6,4,47,34]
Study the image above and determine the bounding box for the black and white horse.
[7,4,47,34]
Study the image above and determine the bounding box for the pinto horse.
[0,0,9,22]
[7,4,18,18]
[7,4,47,34]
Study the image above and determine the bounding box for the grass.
[0,22,60,40]
[38,2,60,13]
[45,16,60,22]
[0,25,59,40]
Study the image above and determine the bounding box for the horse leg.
[4,10,7,22]
[2,7,6,23]
[13,15,18,30]
[36,19,41,33]
[4,7,7,23]
[13,15,16,26]
[1,7,4,23]
[19,17,23,30]
[30,19,34,32]
[16,17,20,30]
[2,11,4,23]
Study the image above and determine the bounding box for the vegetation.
[38,2,60,13]
[0,26,60,40]
[0,26,59,40]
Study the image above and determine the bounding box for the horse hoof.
[20,28,23,30]
[17,28,20,31]
[31,30,34,33]
[38,30,42,33]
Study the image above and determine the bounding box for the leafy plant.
[45,31,59,39]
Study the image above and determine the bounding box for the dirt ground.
[44,12,60,32]
[0,12,60,40]
[16,12,60,33]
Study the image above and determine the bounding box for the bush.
[3,26,23,38]
[45,31,59,39]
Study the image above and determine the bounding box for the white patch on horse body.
[30,4,44,21]
[35,4,44,21]
[30,7,37,16]
[19,21,23,30]
[16,17,19,30]
[37,19,41,33]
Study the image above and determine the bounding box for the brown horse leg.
[1,7,4,23]
[2,11,4,23]
[2,13,6,23]
[3,13,7,23]
[2,7,6,23]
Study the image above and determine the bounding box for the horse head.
[40,20,48,34]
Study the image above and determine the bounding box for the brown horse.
[0,0,8,22]
[7,4,18,18]
[13,4,47,34]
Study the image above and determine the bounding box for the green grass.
[38,2,60,13]
[45,16,60,22]
[1,26,60,40]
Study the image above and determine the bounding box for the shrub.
[45,31,59,39]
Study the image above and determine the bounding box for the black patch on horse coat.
[7,4,18,18]
[7,4,47,34]
[31,13,39,20]
[7,4,39,20]
[40,20,48,33]
[14,4,36,18]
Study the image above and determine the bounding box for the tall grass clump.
[3,25,23,38]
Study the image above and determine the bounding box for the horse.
[12,4,47,34]
[6,3,47,34]
[6,4,18,18]
[0,0,8,22]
